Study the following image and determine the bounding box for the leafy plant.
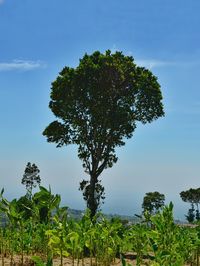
[149,203,187,266]
[31,255,53,266]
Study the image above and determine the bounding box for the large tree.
[43,50,164,218]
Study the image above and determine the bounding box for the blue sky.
[0,0,200,220]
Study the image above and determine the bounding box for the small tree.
[21,162,41,199]
[185,206,195,223]
[180,188,200,222]
[142,191,165,216]
[43,50,164,218]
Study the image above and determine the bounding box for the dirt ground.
[0,255,140,266]
[0,255,191,266]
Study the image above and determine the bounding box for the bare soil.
[0,255,138,266]
[0,255,191,266]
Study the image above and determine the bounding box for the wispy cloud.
[0,60,46,71]
[135,59,174,69]
[110,45,174,69]
[110,45,200,70]
[0,0,4,4]
[135,59,200,69]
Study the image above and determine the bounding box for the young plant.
[149,203,186,266]
[46,209,69,266]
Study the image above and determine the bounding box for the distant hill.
[0,208,184,225]
[67,208,140,223]
[0,208,139,225]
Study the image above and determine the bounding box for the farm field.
[1,256,122,266]
[1,187,200,266]
[0,256,133,266]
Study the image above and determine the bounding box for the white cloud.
[110,45,174,69]
[135,59,174,69]
[135,58,200,69]
[0,60,46,71]
[110,45,200,70]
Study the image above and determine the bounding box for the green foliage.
[186,206,195,223]
[126,223,150,265]
[180,187,200,222]
[32,186,61,224]
[149,202,195,266]
[79,179,105,214]
[31,256,53,266]
[180,188,200,204]
[43,50,164,217]
[142,191,165,217]
[2,188,200,266]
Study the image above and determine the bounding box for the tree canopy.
[180,188,200,205]
[180,188,200,222]
[142,191,165,216]
[21,162,41,199]
[43,50,164,218]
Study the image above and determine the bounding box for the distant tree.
[21,162,41,199]
[43,50,164,218]
[180,188,200,222]
[142,191,165,216]
[185,205,195,223]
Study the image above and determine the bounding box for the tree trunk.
[88,174,98,219]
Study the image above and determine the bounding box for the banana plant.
[76,210,94,266]
[46,209,69,266]
[0,189,27,265]
[32,186,61,224]
[94,216,123,266]
[128,224,150,266]
[148,202,186,266]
